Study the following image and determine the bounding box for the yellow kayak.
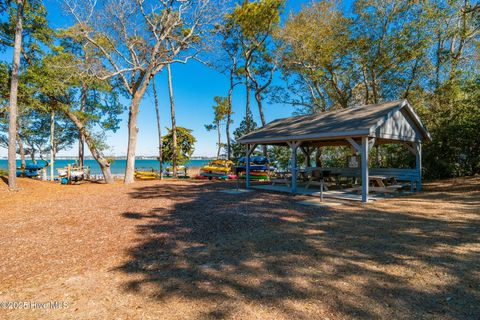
[134,168,159,180]
[200,160,234,174]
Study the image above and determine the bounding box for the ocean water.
[0,159,210,176]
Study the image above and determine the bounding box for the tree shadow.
[115,182,480,319]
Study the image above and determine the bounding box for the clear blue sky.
[0,0,316,158]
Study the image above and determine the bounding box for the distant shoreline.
[0,156,217,161]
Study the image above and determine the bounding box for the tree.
[231,108,257,160]
[275,1,354,112]
[213,19,242,159]
[1,0,53,187]
[162,126,196,166]
[27,51,123,183]
[229,0,284,130]
[64,0,223,183]
[6,0,24,189]
[205,96,229,158]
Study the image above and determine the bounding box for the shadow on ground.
[116,181,480,319]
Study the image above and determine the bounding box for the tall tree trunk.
[50,111,55,181]
[124,74,151,184]
[63,109,114,184]
[167,64,178,178]
[315,147,322,167]
[30,144,36,163]
[217,122,221,158]
[245,73,250,131]
[152,76,163,179]
[78,82,86,167]
[16,134,26,169]
[124,96,141,183]
[226,72,234,160]
[255,91,268,156]
[7,0,24,190]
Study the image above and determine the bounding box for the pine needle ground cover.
[0,177,479,319]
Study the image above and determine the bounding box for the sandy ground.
[0,176,479,320]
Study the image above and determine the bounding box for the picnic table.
[368,175,403,193]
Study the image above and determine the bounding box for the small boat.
[164,165,188,177]
[134,168,160,180]
[200,159,234,180]
[16,162,48,178]
[58,165,90,184]
[235,156,275,181]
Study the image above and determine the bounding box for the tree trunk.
[152,76,163,179]
[255,91,268,156]
[255,91,266,127]
[226,73,234,160]
[7,0,24,190]
[375,145,381,166]
[245,73,250,131]
[16,134,26,169]
[217,122,221,158]
[124,72,152,184]
[78,82,86,167]
[124,95,141,183]
[315,147,322,167]
[167,64,178,178]
[63,108,114,184]
[50,111,55,181]
[30,144,36,164]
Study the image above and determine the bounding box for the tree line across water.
[0,0,478,189]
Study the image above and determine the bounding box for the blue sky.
[0,0,312,158]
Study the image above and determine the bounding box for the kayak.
[200,159,234,174]
[239,174,269,180]
[134,170,159,180]
[235,165,270,171]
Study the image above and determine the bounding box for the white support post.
[361,137,369,203]
[287,141,301,193]
[245,144,257,189]
[415,141,422,191]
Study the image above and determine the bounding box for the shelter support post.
[405,142,422,192]
[415,141,422,191]
[245,144,257,189]
[287,141,301,193]
[361,137,369,203]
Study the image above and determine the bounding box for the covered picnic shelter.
[238,99,432,202]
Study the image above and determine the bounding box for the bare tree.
[64,0,223,183]
[7,0,24,190]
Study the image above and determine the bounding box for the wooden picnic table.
[369,175,389,188]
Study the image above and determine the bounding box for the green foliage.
[162,127,196,165]
[273,0,479,179]
[0,0,53,60]
[205,96,230,156]
[231,0,284,41]
[417,78,480,178]
[231,109,258,160]
[275,1,353,111]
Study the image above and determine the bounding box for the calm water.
[0,159,210,176]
